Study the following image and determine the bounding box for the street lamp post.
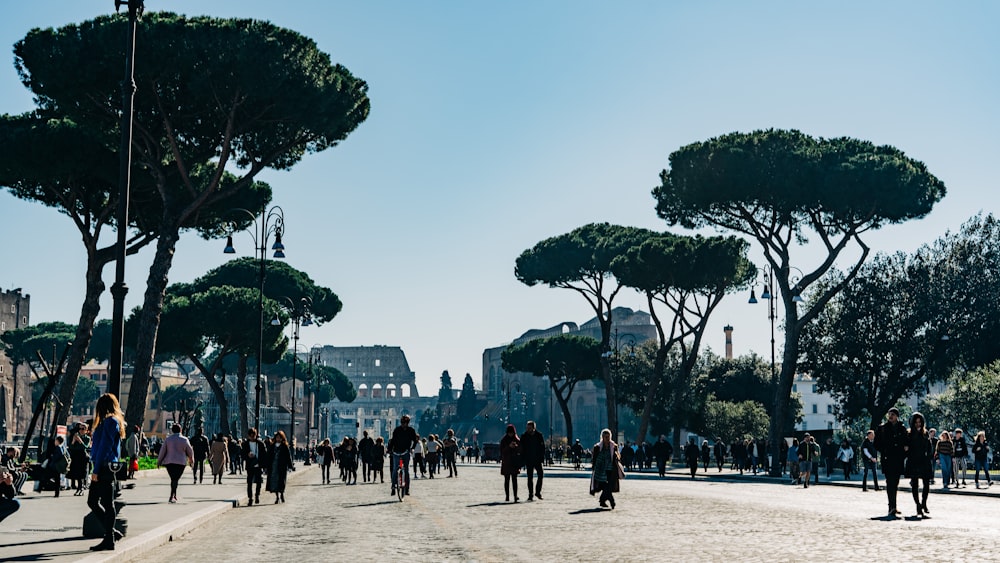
[748,265,804,381]
[224,204,287,432]
[272,297,312,446]
[108,0,144,398]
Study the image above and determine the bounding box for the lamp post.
[224,204,287,432]
[108,0,144,398]
[272,297,312,447]
[747,265,804,381]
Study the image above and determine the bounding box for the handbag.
[131,458,139,472]
[616,459,626,480]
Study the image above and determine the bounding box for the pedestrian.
[68,426,91,496]
[589,428,621,509]
[2,447,29,496]
[520,420,545,501]
[443,429,459,477]
[747,438,758,474]
[952,428,969,487]
[411,436,425,478]
[905,412,933,518]
[837,439,854,480]
[190,428,210,484]
[124,425,141,480]
[341,438,358,485]
[499,424,521,502]
[875,407,907,518]
[935,431,954,490]
[228,437,243,475]
[358,431,374,483]
[0,469,19,524]
[824,438,837,478]
[798,434,820,488]
[972,431,992,488]
[370,437,386,483]
[653,435,672,477]
[786,438,799,485]
[713,439,727,472]
[426,434,441,479]
[41,436,69,497]
[210,434,230,484]
[927,428,939,485]
[242,428,268,506]
[87,393,125,552]
[266,431,294,503]
[860,430,880,492]
[316,439,334,484]
[158,423,194,504]
[684,438,699,479]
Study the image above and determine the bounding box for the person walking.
[242,428,268,505]
[713,439,727,472]
[316,439,334,484]
[190,428,210,484]
[87,393,125,552]
[499,424,521,502]
[798,434,820,489]
[589,428,621,509]
[266,431,294,503]
[861,430,880,492]
[425,434,440,479]
[520,421,545,500]
[935,431,954,490]
[358,431,374,483]
[972,431,993,488]
[786,438,800,485]
[67,426,91,496]
[210,435,230,484]
[700,440,711,472]
[443,429,460,478]
[653,435,673,477]
[952,428,969,487]
[124,425,142,480]
[412,436,427,479]
[370,437,386,483]
[876,408,908,518]
[905,412,933,517]
[837,439,854,480]
[158,423,194,504]
[684,438,700,479]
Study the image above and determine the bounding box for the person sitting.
[0,469,20,524]
[1,447,28,495]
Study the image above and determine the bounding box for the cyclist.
[387,414,418,496]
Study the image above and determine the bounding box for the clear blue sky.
[1,1,997,396]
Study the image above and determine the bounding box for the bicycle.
[396,456,406,502]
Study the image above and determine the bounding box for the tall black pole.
[255,202,266,431]
[289,317,299,445]
[108,0,143,399]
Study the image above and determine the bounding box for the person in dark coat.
[242,428,268,506]
[316,439,334,484]
[266,431,294,503]
[905,412,933,518]
[876,407,908,518]
[190,428,210,484]
[499,424,521,502]
[589,428,621,509]
[861,430,880,492]
[519,421,546,501]
[652,435,673,477]
[700,440,711,472]
[713,439,727,472]
[684,438,700,479]
[358,431,374,483]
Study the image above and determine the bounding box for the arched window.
[357,383,368,398]
[399,383,412,398]
[385,384,397,398]
[371,383,383,398]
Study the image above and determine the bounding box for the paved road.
[131,464,1000,562]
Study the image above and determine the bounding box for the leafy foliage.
[921,362,1000,444]
[701,398,770,444]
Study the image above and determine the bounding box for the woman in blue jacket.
[88,393,125,552]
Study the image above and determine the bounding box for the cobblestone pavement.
[131,464,1000,562]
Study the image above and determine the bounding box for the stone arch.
[385,383,397,398]
[371,383,383,399]
[357,383,368,398]
[399,383,412,398]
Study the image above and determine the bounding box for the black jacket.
[191,434,210,461]
[519,430,546,465]
[241,438,268,470]
[876,420,908,474]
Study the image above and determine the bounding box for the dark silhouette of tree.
[457,374,477,420]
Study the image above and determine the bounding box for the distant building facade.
[0,288,30,442]
[481,307,658,444]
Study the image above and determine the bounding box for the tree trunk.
[768,310,800,476]
[635,345,669,444]
[549,379,575,444]
[195,358,230,436]
[125,227,180,429]
[237,354,250,437]
[598,317,618,438]
[52,248,108,428]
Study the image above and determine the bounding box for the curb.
[79,464,316,563]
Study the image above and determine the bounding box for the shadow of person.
[568,507,608,515]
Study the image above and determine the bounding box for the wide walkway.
[1,461,996,562]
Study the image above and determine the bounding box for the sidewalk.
[0,462,316,562]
